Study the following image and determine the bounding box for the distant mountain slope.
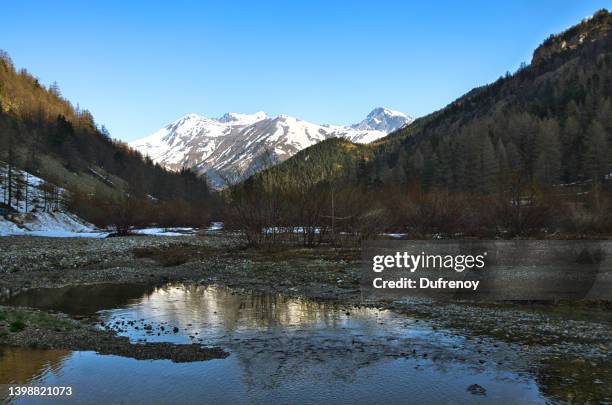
[130,108,412,187]
[225,9,612,241]
[254,9,612,194]
[0,50,215,228]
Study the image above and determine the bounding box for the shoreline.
[0,306,228,362]
[0,233,610,364]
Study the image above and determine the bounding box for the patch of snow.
[382,233,408,239]
[206,222,224,231]
[0,164,65,213]
[132,227,196,236]
[0,212,106,238]
[264,226,322,234]
[25,230,109,238]
[218,111,268,125]
[0,218,23,236]
[0,163,108,238]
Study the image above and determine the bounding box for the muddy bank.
[0,306,228,362]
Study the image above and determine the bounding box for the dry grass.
[131,241,360,267]
[132,243,213,267]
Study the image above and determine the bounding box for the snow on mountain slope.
[218,111,268,125]
[0,163,102,237]
[130,108,412,188]
[351,107,411,132]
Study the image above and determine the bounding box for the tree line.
[224,10,612,245]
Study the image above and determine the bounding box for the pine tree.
[534,119,561,184]
[505,141,521,172]
[480,134,498,193]
[435,138,452,189]
[496,138,510,188]
[49,81,61,97]
[6,132,14,207]
[409,149,425,178]
[584,121,610,182]
[562,116,581,181]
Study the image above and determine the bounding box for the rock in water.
[467,384,487,396]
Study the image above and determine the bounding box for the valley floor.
[0,232,609,361]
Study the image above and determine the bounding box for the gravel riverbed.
[0,233,610,367]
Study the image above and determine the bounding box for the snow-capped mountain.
[130,108,412,188]
[351,107,411,132]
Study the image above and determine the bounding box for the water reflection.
[0,347,71,401]
[95,284,544,401]
[2,283,157,316]
[2,283,603,403]
[101,284,396,336]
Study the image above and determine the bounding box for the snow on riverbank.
[205,222,224,231]
[132,223,223,236]
[132,227,195,236]
[1,217,224,238]
[0,211,106,237]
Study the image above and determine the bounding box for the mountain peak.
[218,111,267,125]
[171,113,203,125]
[367,107,409,119]
[166,113,207,132]
[352,107,413,132]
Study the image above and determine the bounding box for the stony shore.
[0,306,228,362]
[0,232,610,364]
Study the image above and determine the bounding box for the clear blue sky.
[1,0,610,141]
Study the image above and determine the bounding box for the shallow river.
[0,283,599,404]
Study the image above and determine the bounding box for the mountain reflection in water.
[2,283,602,404]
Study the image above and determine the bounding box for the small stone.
[467,384,486,396]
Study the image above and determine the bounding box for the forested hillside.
[0,51,215,230]
[375,9,612,190]
[226,9,612,243]
[225,138,375,244]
